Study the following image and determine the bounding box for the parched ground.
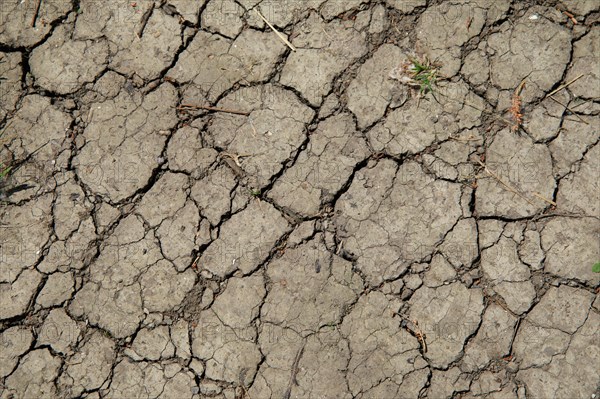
[0,0,599,398]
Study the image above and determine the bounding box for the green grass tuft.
[407,56,439,98]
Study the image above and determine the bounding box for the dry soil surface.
[0,0,599,398]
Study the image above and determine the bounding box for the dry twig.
[533,192,557,206]
[31,0,42,27]
[450,134,482,142]
[547,74,584,97]
[400,318,427,353]
[190,255,200,272]
[283,344,305,399]
[221,158,246,179]
[544,74,589,124]
[563,11,578,24]
[178,104,250,116]
[137,3,155,38]
[255,8,296,51]
[476,159,535,206]
[548,96,589,124]
[219,152,251,167]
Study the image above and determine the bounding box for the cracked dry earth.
[0,0,599,398]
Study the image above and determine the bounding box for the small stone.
[189,359,205,377]
[200,380,222,395]
[404,274,423,290]
[200,270,213,279]
[401,288,413,300]
[411,263,428,273]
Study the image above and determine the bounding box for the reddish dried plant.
[510,80,526,132]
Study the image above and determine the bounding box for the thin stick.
[248,118,258,137]
[570,98,597,108]
[391,16,402,36]
[31,0,41,27]
[178,104,250,116]
[413,319,427,353]
[137,3,155,38]
[533,192,557,206]
[240,384,253,399]
[399,317,427,353]
[477,159,535,206]
[283,343,305,399]
[547,74,584,97]
[291,344,304,386]
[336,239,344,255]
[563,11,578,25]
[220,156,246,179]
[190,255,200,271]
[515,79,527,97]
[548,96,589,124]
[450,135,482,142]
[255,8,296,51]
[219,151,251,167]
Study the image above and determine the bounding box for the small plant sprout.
[389,55,441,102]
[0,164,11,180]
[593,262,600,273]
[0,162,33,200]
[0,163,11,202]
